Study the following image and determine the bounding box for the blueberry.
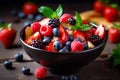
[27,14,34,20]
[53,41,62,50]
[24,21,32,27]
[59,46,69,53]
[4,60,12,69]
[68,35,74,41]
[65,41,71,50]
[10,9,18,16]
[82,41,88,50]
[43,36,51,45]
[52,28,60,37]
[22,66,30,75]
[18,12,25,19]
[14,53,23,62]
[66,41,71,47]
[61,76,69,80]
[69,75,77,80]
[35,14,43,21]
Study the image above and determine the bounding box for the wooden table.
[0,2,120,80]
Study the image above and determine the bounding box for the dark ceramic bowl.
[20,26,108,75]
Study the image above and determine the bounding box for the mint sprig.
[38,4,63,18]
[111,43,120,67]
[113,24,120,30]
[71,12,92,31]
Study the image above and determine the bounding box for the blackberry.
[30,38,44,49]
[89,35,101,46]
[48,18,60,27]
[68,17,76,25]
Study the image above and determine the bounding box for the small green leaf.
[111,43,120,67]
[113,24,120,30]
[55,4,63,18]
[80,25,92,31]
[75,11,82,26]
[7,23,12,30]
[38,6,54,18]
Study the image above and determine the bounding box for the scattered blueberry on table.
[14,53,23,62]
[4,60,13,69]
[22,66,31,75]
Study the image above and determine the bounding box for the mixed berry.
[24,5,106,53]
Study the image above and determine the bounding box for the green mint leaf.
[111,43,120,67]
[55,4,63,18]
[80,25,92,31]
[113,24,120,30]
[38,6,54,18]
[75,11,82,26]
[99,0,109,4]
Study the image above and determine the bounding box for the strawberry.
[46,41,58,52]
[24,31,42,45]
[95,24,105,40]
[0,23,16,48]
[108,24,120,43]
[71,40,84,52]
[73,30,85,41]
[85,28,96,40]
[58,26,68,44]
[103,5,119,22]
[23,2,38,15]
[93,0,105,13]
[60,13,72,23]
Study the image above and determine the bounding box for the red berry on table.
[93,0,105,13]
[108,25,120,43]
[23,2,38,15]
[34,67,47,79]
[40,25,52,36]
[31,22,41,33]
[0,23,16,48]
[60,13,72,23]
[71,40,84,52]
[103,6,119,22]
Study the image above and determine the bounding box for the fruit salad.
[24,4,106,53]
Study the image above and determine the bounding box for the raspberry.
[71,40,84,52]
[34,67,47,79]
[40,25,52,36]
[68,17,76,25]
[30,38,44,49]
[31,22,41,33]
[48,18,60,28]
[89,35,101,46]
[60,13,72,23]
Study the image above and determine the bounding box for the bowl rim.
[20,26,108,55]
